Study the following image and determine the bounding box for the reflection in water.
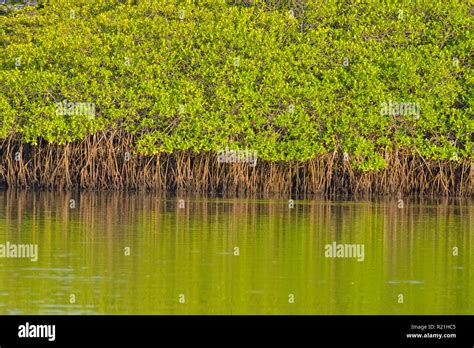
[0,191,472,314]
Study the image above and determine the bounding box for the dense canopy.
[0,0,472,174]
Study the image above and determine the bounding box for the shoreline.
[1,137,471,196]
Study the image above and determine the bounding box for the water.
[0,191,472,314]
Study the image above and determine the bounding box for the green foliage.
[0,0,472,171]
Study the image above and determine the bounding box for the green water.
[0,191,472,314]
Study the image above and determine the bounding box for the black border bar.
[0,315,473,347]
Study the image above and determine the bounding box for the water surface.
[0,191,472,314]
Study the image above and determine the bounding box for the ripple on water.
[247,290,264,294]
[23,274,75,280]
[41,309,98,315]
[20,268,74,272]
[6,309,22,314]
[387,280,424,285]
[39,304,96,308]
